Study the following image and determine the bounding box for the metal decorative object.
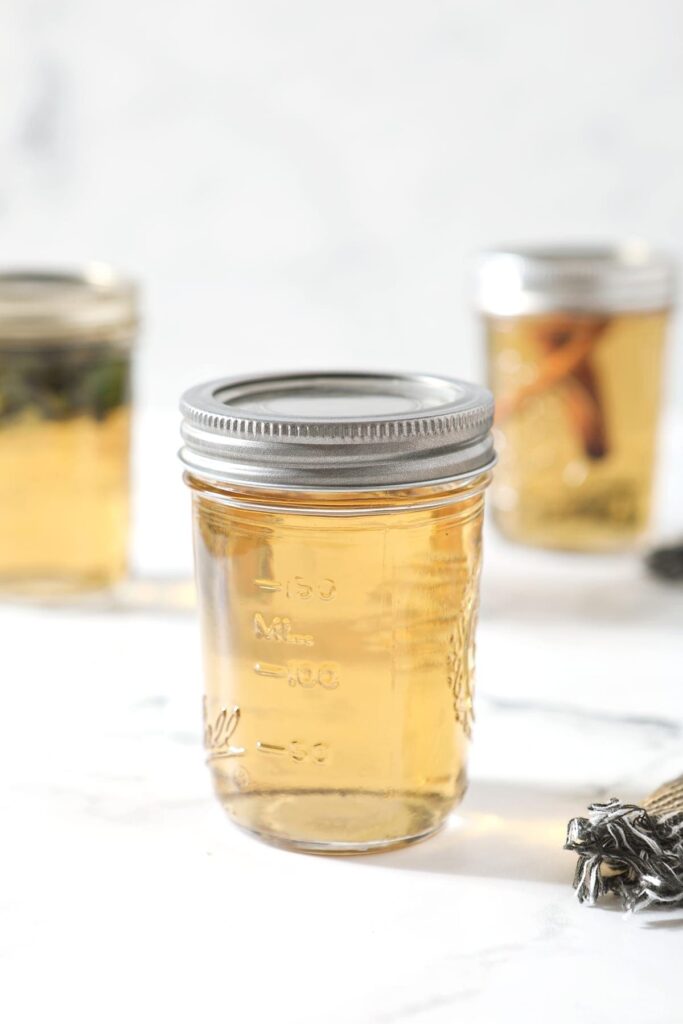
[646,541,683,582]
[565,776,683,911]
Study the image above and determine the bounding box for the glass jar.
[180,372,494,853]
[475,245,675,551]
[0,266,139,592]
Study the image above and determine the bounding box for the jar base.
[493,517,647,554]
[0,571,124,601]
[214,787,460,856]
[234,819,444,855]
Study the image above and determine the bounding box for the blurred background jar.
[0,266,139,594]
[475,244,676,551]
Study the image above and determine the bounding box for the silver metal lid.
[180,371,495,489]
[474,242,676,316]
[0,264,139,346]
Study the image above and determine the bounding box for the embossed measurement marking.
[254,660,340,689]
[253,613,314,646]
[256,740,329,764]
[254,577,337,601]
[203,702,245,760]
[254,578,282,593]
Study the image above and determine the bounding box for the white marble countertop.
[2,416,683,1024]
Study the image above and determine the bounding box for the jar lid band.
[474,243,676,316]
[180,371,495,489]
[0,265,139,346]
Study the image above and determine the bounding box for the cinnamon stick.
[495,316,610,460]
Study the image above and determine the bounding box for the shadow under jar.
[0,267,138,593]
[180,372,495,854]
[475,245,675,551]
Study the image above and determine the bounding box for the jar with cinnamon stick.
[475,244,675,550]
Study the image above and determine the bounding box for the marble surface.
[2,495,683,1023]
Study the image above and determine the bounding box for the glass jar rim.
[185,467,492,515]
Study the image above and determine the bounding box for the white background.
[2,0,683,414]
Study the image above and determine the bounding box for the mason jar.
[475,245,675,551]
[180,371,494,854]
[0,266,138,592]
